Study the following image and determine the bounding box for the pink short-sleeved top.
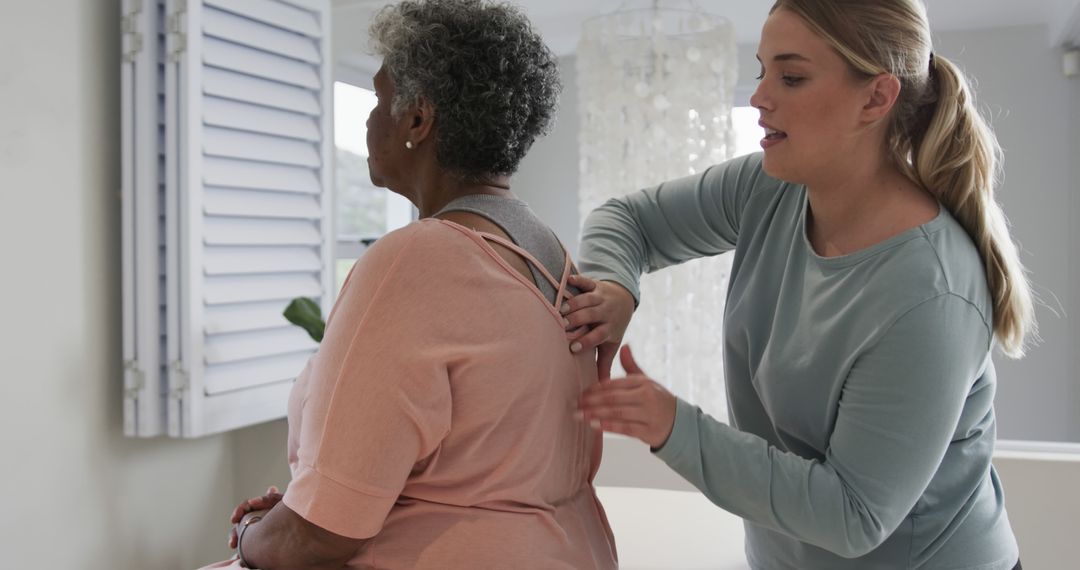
[281,219,617,569]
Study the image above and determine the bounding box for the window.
[333,81,415,291]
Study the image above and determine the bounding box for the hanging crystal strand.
[578,0,736,422]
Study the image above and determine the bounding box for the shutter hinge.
[167,0,188,62]
[123,359,145,399]
[170,360,189,399]
[121,0,144,63]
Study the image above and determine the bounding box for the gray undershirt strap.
[434,194,577,304]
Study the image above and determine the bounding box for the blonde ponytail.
[907,55,1035,358]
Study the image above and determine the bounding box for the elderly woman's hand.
[228,486,282,549]
[563,275,636,378]
[579,345,677,450]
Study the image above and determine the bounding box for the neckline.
[433,193,529,216]
[421,218,569,326]
[800,189,948,269]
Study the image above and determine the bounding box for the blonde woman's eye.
[782,75,804,86]
[755,67,765,81]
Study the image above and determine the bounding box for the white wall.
[932,25,1080,443]
[0,2,236,567]
[233,420,291,505]
[513,56,583,255]
[1072,42,1080,443]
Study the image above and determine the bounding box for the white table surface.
[596,486,750,570]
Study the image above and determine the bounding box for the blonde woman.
[569,0,1031,568]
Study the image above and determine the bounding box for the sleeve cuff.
[652,398,697,462]
[283,464,398,540]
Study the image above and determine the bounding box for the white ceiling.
[332,0,1080,73]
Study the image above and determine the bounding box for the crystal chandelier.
[578,0,736,421]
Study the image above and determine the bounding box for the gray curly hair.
[369,0,562,180]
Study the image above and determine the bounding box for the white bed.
[595,486,749,570]
[595,434,750,569]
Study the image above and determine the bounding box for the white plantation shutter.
[122,0,332,438]
[167,0,332,438]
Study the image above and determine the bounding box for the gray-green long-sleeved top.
[579,153,1019,569]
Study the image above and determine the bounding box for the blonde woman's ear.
[861,73,903,122]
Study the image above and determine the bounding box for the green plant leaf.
[283,297,325,343]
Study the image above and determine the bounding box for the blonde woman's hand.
[563,275,635,379]
[579,345,677,449]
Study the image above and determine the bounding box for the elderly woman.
[199,1,617,569]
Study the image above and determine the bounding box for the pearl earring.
[405,141,414,149]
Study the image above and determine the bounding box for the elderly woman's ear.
[404,97,436,149]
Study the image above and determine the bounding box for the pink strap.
[476,232,563,290]
[475,231,575,309]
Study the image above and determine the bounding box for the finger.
[568,273,598,292]
[595,419,650,442]
[250,495,280,510]
[581,405,648,426]
[571,324,611,353]
[580,390,647,412]
[580,405,631,422]
[565,305,607,330]
[267,486,279,494]
[245,497,277,512]
[230,504,249,524]
[566,325,591,340]
[620,345,646,376]
[597,343,618,381]
[562,291,604,316]
[582,376,651,398]
[581,380,652,406]
[583,386,648,414]
[229,529,238,549]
